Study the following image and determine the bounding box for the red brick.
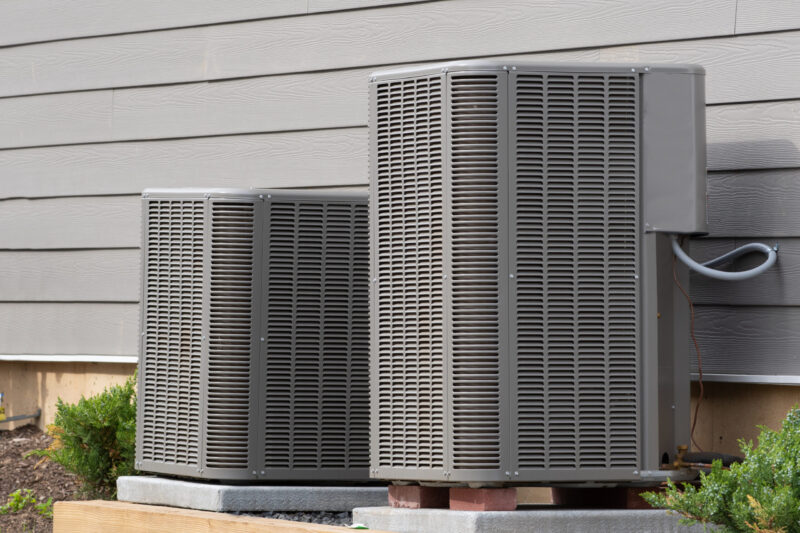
[388,485,449,509]
[449,487,517,511]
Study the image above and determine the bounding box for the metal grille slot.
[513,73,639,470]
[205,201,256,469]
[264,202,370,470]
[140,200,204,466]
[449,74,502,470]
[374,76,446,469]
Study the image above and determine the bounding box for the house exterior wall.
[0,0,798,450]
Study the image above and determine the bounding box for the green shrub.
[30,374,138,499]
[643,406,800,532]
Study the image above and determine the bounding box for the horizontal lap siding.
[0,0,795,378]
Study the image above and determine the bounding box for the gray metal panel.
[446,70,510,479]
[370,73,449,478]
[641,71,707,235]
[137,188,370,482]
[261,197,370,476]
[136,197,205,472]
[509,70,641,478]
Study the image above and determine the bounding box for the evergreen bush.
[644,406,800,532]
[30,374,137,499]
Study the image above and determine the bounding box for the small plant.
[0,489,52,518]
[29,374,138,499]
[643,406,800,532]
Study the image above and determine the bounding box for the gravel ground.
[237,510,354,526]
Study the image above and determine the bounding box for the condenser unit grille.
[448,74,503,470]
[140,200,204,466]
[512,73,640,470]
[264,201,370,470]
[374,75,447,469]
[205,200,256,469]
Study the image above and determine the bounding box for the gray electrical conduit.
[671,235,778,281]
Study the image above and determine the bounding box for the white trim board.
[0,354,137,364]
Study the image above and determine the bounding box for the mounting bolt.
[260,337,265,342]
[141,332,145,337]
[204,193,211,199]
[259,194,264,199]
[505,471,511,476]
[672,404,676,409]
[514,471,519,476]
[142,193,149,199]
[442,67,448,73]
[634,274,639,280]
[509,273,515,279]
[443,274,448,279]
[633,470,639,475]
[644,66,650,72]
[261,471,265,475]
[201,335,206,340]
[502,65,508,70]
[511,66,517,71]
[267,194,272,199]
[372,277,377,283]
[630,68,636,72]
[252,470,257,475]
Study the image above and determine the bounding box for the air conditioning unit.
[369,61,706,485]
[136,188,370,482]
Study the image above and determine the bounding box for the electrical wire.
[673,239,704,452]
[671,235,777,281]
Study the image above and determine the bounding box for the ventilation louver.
[137,189,370,481]
[369,61,707,484]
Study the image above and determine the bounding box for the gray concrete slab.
[352,506,711,533]
[117,476,388,512]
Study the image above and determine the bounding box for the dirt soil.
[0,425,81,533]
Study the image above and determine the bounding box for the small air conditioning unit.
[136,188,370,482]
[369,61,706,485]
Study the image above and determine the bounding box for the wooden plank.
[0,303,137,355]
[690,238,797,305]
[0,196,140,249]
[707,100,800,171]
[0,0,305,48]
[735,0,800,34]
[3,31,800,150]
[0,250,139,301]
[0,355,137,363]
[694,305,800,377]
[0,0,735,98]
[54,500,394,533]
[0,128,368,200]
[706,168,800,237]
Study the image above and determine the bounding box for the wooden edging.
[54,500,392,533]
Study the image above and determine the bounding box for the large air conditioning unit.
[369,61,706,485]
[136,188,370,482]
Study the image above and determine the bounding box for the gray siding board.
[735,0,800,34]
[1,110,797,199]
[308,0,427,12]
[706,169,800,237]
[0,196,140,250]
[4,31,800,150]
[690,238,799,306]
[0,250,139,302]
[694,306,800,377]
[0,0,735,98]
[0,303,137,355]
[0,129,367,200]
[707,101,800,171]
[0,0,305,47]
